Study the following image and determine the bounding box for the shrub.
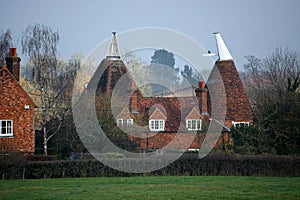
[0,154,299,179]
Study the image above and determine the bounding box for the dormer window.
[185,107,202,131]
[186,119,201,131]
[148,106,167,132]
[116,107,134,127]
[149,119,165,132]
[117,118,133,127]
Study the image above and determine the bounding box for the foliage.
[20,24,60,155]
[94,94,140,152]
[242,47,300,155]
[150,49,179,95]
[181,64,202,87]
[122,51,152,96]
[151,49,175,69]
[0,30,12,65]
[47,114,85,158]
[21,24,59,85]
[231,125,275,154]
[0,152,26,179]
[1,154,300,180]
[20,24,80,155]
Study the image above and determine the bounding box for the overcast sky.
[1,0,299,71]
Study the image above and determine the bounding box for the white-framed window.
[117,118,133,127]
[186,119,201,131]
[232,121,250,128]
[0,120,13,137]
[149,120,165,132]
[126,119,133,126]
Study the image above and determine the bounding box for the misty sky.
[1,0,300,71]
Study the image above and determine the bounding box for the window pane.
[187,120,191,129]
[151,121,155,129]
[2,127,6,134]
[117,119,123,126]
[159,121,163,129]
[192,120,196,129]
[155,121,159,129]
[2,121,6,134]
[127,119,133,125]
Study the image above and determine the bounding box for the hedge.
[1,154,300,179]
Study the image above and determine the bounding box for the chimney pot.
[5,48,21,82]
[9,48,17,57]
[198,81,205,89]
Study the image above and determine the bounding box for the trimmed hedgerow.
[0,154,299,179]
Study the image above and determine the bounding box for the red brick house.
[84,32,253,152]
[0,48,35,154]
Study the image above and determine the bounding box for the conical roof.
[88,32,140,96]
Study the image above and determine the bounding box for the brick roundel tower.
[88,32,131,95]
[207,33,253,128]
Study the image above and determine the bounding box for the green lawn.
[0,176,299,200]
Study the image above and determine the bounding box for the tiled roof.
[149,107,167,120]
[207,60,253,122]
[116,107,132,119]
[136,97,203,132]
[0,66,36,107]
[185,107,201,120]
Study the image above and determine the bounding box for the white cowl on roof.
[214,32,233,61]
[106,32,120,59]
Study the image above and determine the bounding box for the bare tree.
[0,30,12,65]
[123,51,152,96]
[21,24,75,155]
[242,47,300,154]
[21,24,59,85]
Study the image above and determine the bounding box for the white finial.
[214,32,233,61]
[106,32,120,58]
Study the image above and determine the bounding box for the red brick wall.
[0,66,35,154]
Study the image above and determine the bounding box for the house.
[82,32,253,152]
[0,48,36,154]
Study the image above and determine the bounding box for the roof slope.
[0,66,36,108]
[207,60,253,122]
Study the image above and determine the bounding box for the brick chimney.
[130,91,139,114]
[195,81,208,115]
[5,48,21,82]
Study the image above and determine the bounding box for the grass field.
[0,176,299,200]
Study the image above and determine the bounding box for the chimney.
[130,91,139,114]
[195,81,208,115]
[198,81,205,89]
[5,48,21,82]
